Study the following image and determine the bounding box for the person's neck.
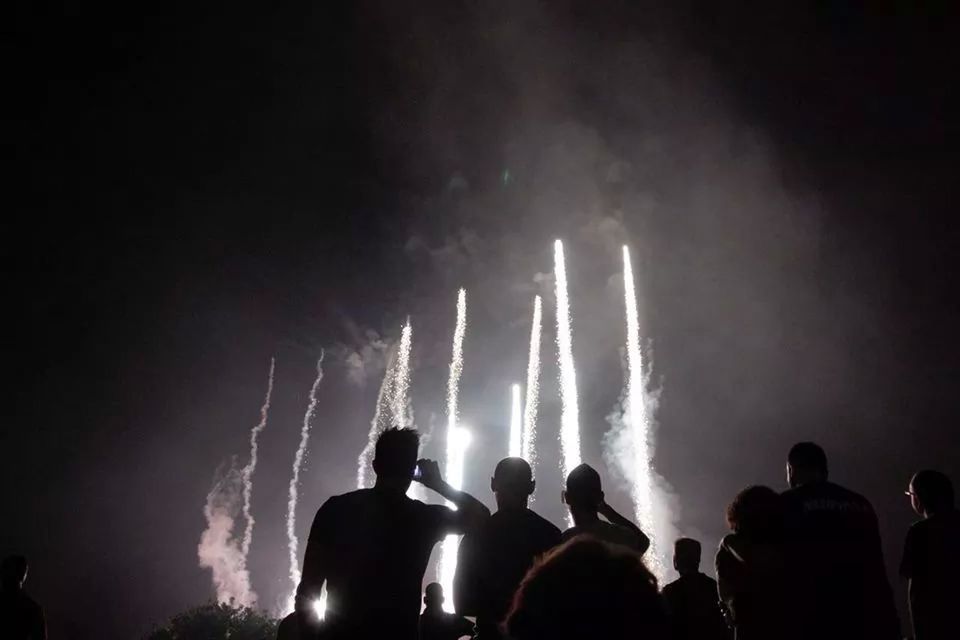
[496,498,528,513]
[678,569,700,578]
[373,478,408,495]
[570,507,599,527]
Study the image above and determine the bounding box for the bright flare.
[509,383,523,458]
[286,353,325,606]
[622,246,662,576]
[240,357,275,560]
[554,240,582,496]
[438,426,472,612]
[522,296,542,467]
[438,289,468,612]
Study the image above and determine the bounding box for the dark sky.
[6,1,958,637]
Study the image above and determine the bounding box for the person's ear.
[490,477,496,493]
[528,480,536,496]
[599,490,605,504]
[561,490,568,505]
[372,458,380,475]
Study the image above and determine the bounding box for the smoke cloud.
[198,459,257,607]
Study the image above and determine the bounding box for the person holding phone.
[294,428,489,640]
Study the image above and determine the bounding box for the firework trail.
[554,240,581,496]
[522,296,542,466]
[391,319,413,429]
[356,352,396,489]
[622,246,663,576]
[438,288,467,612]
[509,383,523,458]
[285,353,325,609]
[240,357,275,560]
[439,426,472,612]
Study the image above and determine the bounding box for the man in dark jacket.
[781,442,899,640]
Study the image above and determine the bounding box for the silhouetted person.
[454,457,561,639]
[504,536,667,640]
[715,486,794,640]
[419,583,474,640]
[1,556,46,640]
[662,538,729,640]
[900,469,960,640]
[295,428,490,640]
[781,442,899,640]
[561,463,650,553]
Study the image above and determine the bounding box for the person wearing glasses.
[900,470,960,640]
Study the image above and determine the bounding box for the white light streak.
[554,240,581,494]
[509,383,523,458]
[522,296,542,467]
[241,357,275,559]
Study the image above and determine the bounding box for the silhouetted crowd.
[2,430,957,640]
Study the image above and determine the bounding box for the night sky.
[7,2,958,637]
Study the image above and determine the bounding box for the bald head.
[492,457,535,510]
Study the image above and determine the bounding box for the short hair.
[911,470,955,512]
[504,537,666,640]
[565,464,602,507]
[374,428,420,478]
[1,555,28,585]
[494,457,533,485]
[726,485,784,540]
[424,582,444,601]
[674,538,701,568]
[788,442,828,475]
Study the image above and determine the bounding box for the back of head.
[1,555,28,589]
[726,485,785,540]
[565,463,603,510]
[911,469,955,514]
[673,537,702,574]
[493,457,534,506]
[424,582,444,609]
[787,441,828,487]
[505,537,666,640]
[373,428,420,481]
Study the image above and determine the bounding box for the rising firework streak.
[509,383,523,458]
[554,240,581,499]
[522,296,542,467]
[357,346,398,489]
[622,246,662,576]
[438,288,467,612]
[285,353,325,612]
[240,357,275,560]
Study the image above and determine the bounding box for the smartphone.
[413,465,422,481]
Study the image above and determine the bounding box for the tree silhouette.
[144,601,278,640]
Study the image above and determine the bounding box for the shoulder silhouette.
[1,555,46,640]
[662,538,729,640]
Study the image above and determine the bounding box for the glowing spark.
[286,353,325,603]
[357,347,398,489]
[509,383,523,458]
[313,587,327,620]
[522,296,542,466]
[240,357,275,559]
[438,289,467,612]
[438,427,472,612]
[623,246,662,576]
[554,240,581,492]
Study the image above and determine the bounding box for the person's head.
[726,485,784,540]
[673,538,701,575]
[505,537,666,640]
[907,470,955,517]
[492,457,535,511]
[563,463,603,514]
[1,556,28,590]
[372,428,420,492]
[786,442,828,488]
[423,582,444,610]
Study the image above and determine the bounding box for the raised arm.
[416,458,490,534]
[598,500,651,554]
